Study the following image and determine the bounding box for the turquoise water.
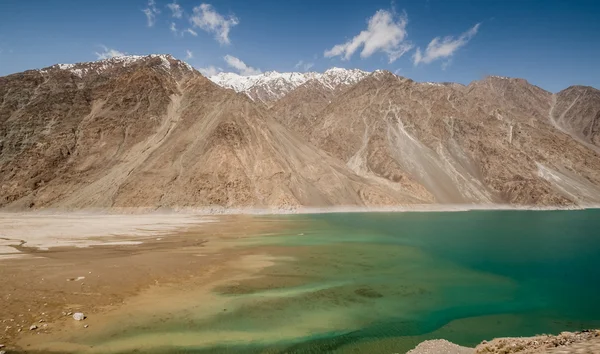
[42,210,600,353]
[221,210,600,353]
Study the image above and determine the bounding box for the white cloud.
[142,0,160,27]
[166,2,183,18]
[413,23,480,66]
[190,3,239,45]
[95,45,126,60]
[223,55,261,75]
[170,22,178,34]
[185,50,193,60]
[184,28,198,36]
[294,60,314,72]
[198,65,222,76]
[324,9,412,63]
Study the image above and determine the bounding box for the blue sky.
[0,0,599,92]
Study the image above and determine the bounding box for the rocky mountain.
[552,85,600,149]
[0,55,417,210]
[209,68,369,106]
[1,55,599,210]
[284,71,600,205]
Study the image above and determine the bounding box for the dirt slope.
[0,56,417,209]
[552,85,600,149]
[1,58,600,209]
[295,72,600,205]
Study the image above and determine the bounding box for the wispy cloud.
[142,0,160,27]
[184,28,198,36]
[198,65,222,76]
[294,60,314,72]
[170,22,178,34]
[224,55,261,75]
[190,4,239,45]
[166,1,183,18]
[95,45,126,60]
[324,8,412,63]
[185,50,193,60]
[413,23,480,66]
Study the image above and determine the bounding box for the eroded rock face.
[1,57,599,210]
[0,56,411,209]
[275,71,600,206]
[553,85,600,148]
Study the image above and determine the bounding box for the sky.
[1,0,599,92]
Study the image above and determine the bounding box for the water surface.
[38,210,600,353]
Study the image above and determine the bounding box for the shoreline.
[1,203,599,216]
[0,216,291,352]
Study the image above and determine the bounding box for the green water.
[71,210,600,353]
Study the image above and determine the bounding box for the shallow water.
[37,210,600,353]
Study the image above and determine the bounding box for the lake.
[24,210,600,353]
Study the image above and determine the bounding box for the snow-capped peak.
[39,54,194,78]
[209,68,370,103]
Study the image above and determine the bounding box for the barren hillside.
[283,71,600,205]
[0,56,418,209]
[1,56,599,210]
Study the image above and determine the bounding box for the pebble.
[72,312,85,321]
[84,325,89,328]
[0,350,6,354]
[29,325,37,331]
[0,344,4,348]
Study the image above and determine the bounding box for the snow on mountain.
[39,54,194,78]
[209,68,370,104]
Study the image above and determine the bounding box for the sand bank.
[0,213,212,259]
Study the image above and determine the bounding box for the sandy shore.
[0,214,295,352]
[0,213,214,260]
[2,203,599,217]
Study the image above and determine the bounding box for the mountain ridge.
[1,54,599,210]
[209,67,369,104]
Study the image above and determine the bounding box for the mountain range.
[1,54,599,210]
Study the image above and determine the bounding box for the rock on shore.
[407,330,600,354]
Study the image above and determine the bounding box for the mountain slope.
[1,56,599,210]
[0,56,420,209]
[552,85,600,148]
[299,71,600,205]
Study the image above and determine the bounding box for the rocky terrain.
[1,55,599,210]
[407,330,600,354]
[553,85,600,150]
